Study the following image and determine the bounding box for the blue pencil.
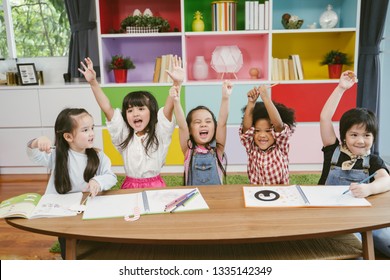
[342,172,377,195]
[170,191,199,213]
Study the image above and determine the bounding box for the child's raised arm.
[169,85,189,155]
[259,85,283,132]
[320,70,356,147]
[79,58,115,121]
[164,56,185,122]
[242,86,260,133]
[216,80,233,153]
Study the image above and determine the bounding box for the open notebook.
[82,188,209,220]
[243,185,371,207]
[0,192,83,219]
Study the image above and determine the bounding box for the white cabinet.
[0,89,41,127]
[39,87,102,127]
[0,86,102,173]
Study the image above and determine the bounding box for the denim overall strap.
[325,146,369,185]
[362,154,370,169]
[330,145,341,166]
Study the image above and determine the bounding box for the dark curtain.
[357,0,389,154]
[65,0,100,79]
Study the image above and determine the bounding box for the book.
[82,188,209,220]
[288,58,297,80]
[264,1,269,30]
[292,54,304,80]
[152,56,162,83]
[258,3,265,30]
[159,54,168,83]
[282,58,289,80]
[0,192,83,219]
[243,185,372,208]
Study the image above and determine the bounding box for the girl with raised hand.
[79,56,184,188]
[240,85,296,185]
[170,80,233,185]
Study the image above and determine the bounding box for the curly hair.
[241,101,296,128]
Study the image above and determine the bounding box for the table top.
[7,185,390,245]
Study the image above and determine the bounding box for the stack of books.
[152,54,174,83]
[271,55,304,81]
[245,1,269,31]
[211,0,237,31]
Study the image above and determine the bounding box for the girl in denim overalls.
[319,70,390,258]
[170,80,233,185]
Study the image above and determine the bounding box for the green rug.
[114,173,321,190]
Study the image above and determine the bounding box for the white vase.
[192,56,208,80]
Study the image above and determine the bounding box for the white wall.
[379,4,390,158]
[0,57,68,85]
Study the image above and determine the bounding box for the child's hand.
[36,136,52,153]
[222,80,233,97]
[85,179,101,198]
[258,85,270,100]
[169,85,180,102]
[247,86,260,103]
[166,55,184,85]
[78,57,97,83]
[349,182,371,198]
[338,71,356,90]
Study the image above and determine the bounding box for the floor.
[0,174,389,260]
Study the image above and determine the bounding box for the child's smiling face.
[126,105,151,136]
[344,124,374,156]
[253,119,275,150]
[189,109,215,147]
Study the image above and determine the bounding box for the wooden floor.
[0,174,61,260]
[1,174,389,260]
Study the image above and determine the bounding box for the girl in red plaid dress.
[240,85,295,185]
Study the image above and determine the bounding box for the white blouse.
[106,107,175,178]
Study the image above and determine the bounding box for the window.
[1,0,70,58]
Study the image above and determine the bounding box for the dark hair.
[185,106,227,184]
[241,101,296,129]
[339,108,377,143]
[54,108,99,194]
[120,91,159,156]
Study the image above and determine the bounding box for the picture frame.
[16,63,38,85]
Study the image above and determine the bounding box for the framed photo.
[16,63,38,85]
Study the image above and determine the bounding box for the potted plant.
[320,50,352,79]
[108,55,135,83]
[120,15,170,33]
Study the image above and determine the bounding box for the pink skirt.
[121,175,166,189]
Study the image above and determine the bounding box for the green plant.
[120,15,170,32]
[320,50,353,65]
[108,55,135,70]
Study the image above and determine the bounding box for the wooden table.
[6,185,390,260]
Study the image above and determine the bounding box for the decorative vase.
[328,64,343,79]
[319,4,338,29]
[113,69,128,83]
[192,11,205,31]
[192,56,208,80]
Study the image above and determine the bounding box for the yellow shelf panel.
[103,128,184,166]
[272,32,356,79]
